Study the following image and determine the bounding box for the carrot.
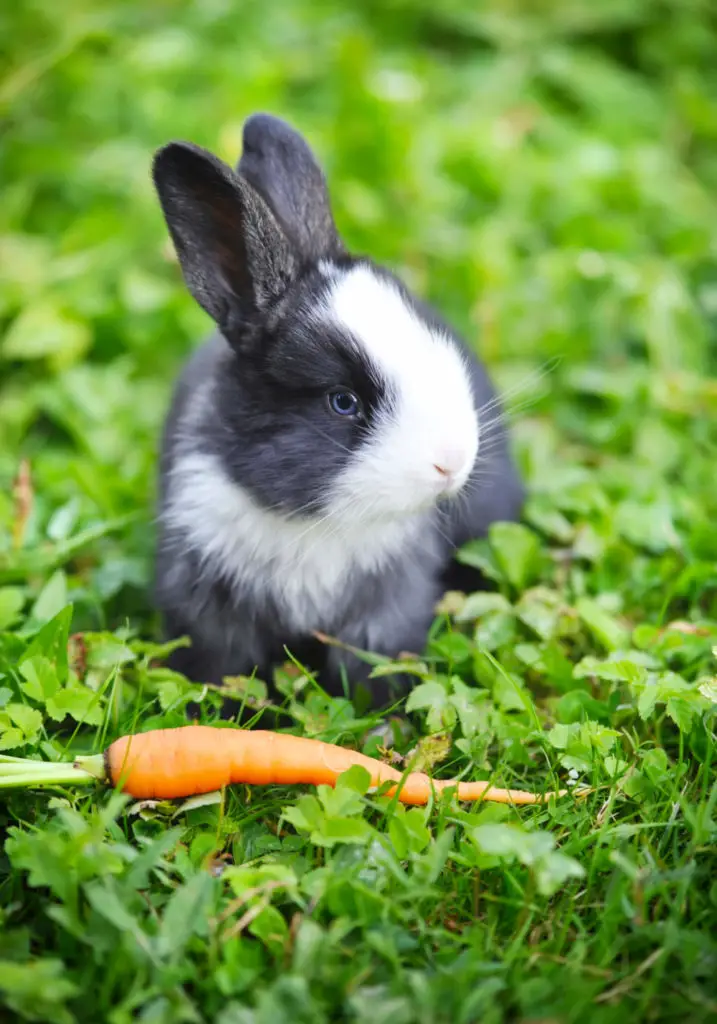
[1,725,566,806]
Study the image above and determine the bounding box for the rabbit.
[151,113,524,707]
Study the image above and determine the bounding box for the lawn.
[2,1,717,1021]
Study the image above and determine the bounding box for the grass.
[2,1,717,1021]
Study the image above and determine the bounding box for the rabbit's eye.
[328,390,361,417]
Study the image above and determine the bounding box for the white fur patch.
[165,452,425,633]
[321,265,480,519]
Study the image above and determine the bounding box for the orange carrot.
[1,726,567,805]
[104,726,563,805]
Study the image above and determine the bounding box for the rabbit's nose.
[432,447,468,478]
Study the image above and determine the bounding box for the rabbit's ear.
[237,113,344,261]
[153,141,298,330]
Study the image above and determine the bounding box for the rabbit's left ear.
[152,141,298,334]
[237,113,344,262]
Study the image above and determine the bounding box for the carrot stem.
[0,768,97,789]
[0,753,101,790]
[74,754,107,781]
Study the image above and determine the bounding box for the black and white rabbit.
[152,113,524,704]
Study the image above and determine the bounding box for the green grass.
[2,1,717,1021]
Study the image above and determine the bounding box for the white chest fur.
[164,452,424,633]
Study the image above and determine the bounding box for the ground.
[1,2,717,1022]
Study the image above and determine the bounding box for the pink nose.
[432,449,467,480]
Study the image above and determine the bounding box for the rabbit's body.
[152,115,523,701]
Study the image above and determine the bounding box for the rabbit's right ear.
[237,113,344,261]
[152,141,298,333]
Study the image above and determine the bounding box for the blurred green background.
[3,7,717,1020]
[2,0,717,634]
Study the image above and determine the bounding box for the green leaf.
[335,764,372,795]
[0,588,24,630]
[405,681,448,713]
[556,689,610,724]
[666,697,695,733]
[470,824,584,896]
[514,641,575,692]
[547,723,578,751]
[0,958,78,1024]
[576,597,630,651]
[474,610,516,651]
[84,881,149,951]
[29,572,69,626]
[604,755,629,778]
[431,632,474,666]
[85,635,136,669]
[215,1005,257,1024]
[0,727,26,751]
[19,656,59,703]
[455,539,501,581]
[402,808,431,854]
[46,499,81,542]
[574,655,648,685]
[317,783,366,819]
[698,677,717,703]
[126,829,182,890]
[46,686,103,725]
[515,590,561,640]
[471,823,525,858]
[225,863,297,898]
[455,592,512,622]
[154,678,183,711]
[282,794,324,834]
[189,833,218,866]
[388,816,409,860]
[290,918,326,981]
[172,791,222,817]
[311,817,373,847]
[158,871,213,958]
[492,669,532,713]
[448,679,484,738]
[248,904,288,956]
[524,498,574,543]
[221,674,268,703]
[641,747,670,784]
[1,301,91,366]
[5,703,42,741]
[534,851,585,897]
[547,718,621,772]
[614,499,680,553]
[488,522,541,590]
[637,685,659,721]
[22,606,73,684]
[417,827,454,885]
